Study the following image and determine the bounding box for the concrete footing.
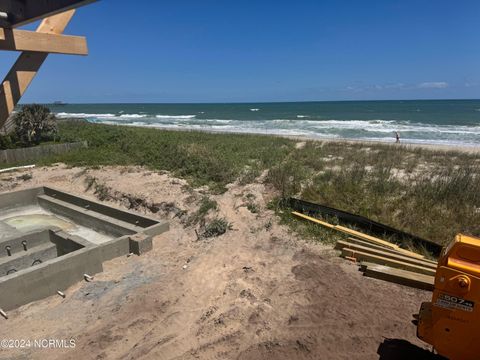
[129,233,153,255]
[0,186,169,311]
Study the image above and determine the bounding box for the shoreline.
[75,119,480,154]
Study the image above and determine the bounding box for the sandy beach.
[0,1,477,358]
[0,113,475,360]
[60,118,480,154]
[0,120,476,360]
[0,164,439,360]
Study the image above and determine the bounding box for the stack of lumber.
[292,211,438,291]
[335,238,437,291]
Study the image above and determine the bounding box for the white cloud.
[345,81,451,92]
[384,83,405,89]
[417,81,448,89]
[345,83,407,92]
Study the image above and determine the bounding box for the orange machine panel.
[418,234,480,360]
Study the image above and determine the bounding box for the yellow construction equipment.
[417,234,480,360]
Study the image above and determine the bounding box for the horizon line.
[19,98,480,106]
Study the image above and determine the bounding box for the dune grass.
[32,121,480,246]
[270,141,480,246]
[39,121,294,192]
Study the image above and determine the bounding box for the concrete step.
[43,187,158,228]
[0,221,22,242]
[0,241,57,277]
[37,195,144,238]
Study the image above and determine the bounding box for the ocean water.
[50,100,480,147]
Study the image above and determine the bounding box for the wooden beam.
[336,224,426,259]
[292,211,336,229]
[345,237,438,264]
[361,262,434,291]
[0,28,87,55]
[336,241,438,269]
[345,236,393,250]
[0,10,75,128]
[0,0,96,27]
[341,248,436,276]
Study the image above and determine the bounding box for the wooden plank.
[346,237,438,264]
[0,28,87,55]
[346,236,393,250]
[335,225,425,259]
[336,241,437,269]
[0,10,75,128]
[343,238,438,264]
[341,248,436,276]
[0,0,97,27]
[292,211,336,229]
[292,211,425,259]
[289,197,442,258]
[361,262,434,291]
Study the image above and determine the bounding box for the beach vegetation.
[43,121,293,193]
[247,202,259,214]
[13,120,480,246]
[187,196,218,226]
[0,134,15,150]
[14,104,58,146]
[202,218,232,238]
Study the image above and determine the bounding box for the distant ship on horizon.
[53,101,67,106]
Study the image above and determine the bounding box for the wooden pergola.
[0,0,97,128]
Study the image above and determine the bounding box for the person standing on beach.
[394,131,400,143]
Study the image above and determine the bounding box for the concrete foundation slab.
[0,186,169,311]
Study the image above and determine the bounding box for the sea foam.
[56,112,116,118]
[155,115,196,119]
[53,108,480,147]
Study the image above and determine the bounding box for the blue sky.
[6,0,480,103]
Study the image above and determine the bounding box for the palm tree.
[14,104,58,145]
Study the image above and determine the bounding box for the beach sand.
[304,137,480,154]
[0,164,442,360]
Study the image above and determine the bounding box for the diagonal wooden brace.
[0,10,76,128]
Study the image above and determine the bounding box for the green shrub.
[187,196,218,225]
[266,160,307,199]
[0,134,16,150]
[247,203,259,214]
[14,104,57,146]
[202,218,232,238]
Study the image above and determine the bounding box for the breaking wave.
[155,115,196,119]
[56,112,116,118]
[53,112,480,146]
